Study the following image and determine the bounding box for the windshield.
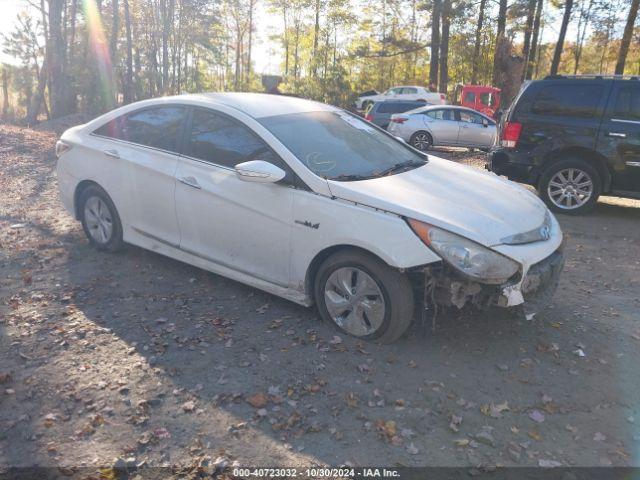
[259,111,426,181]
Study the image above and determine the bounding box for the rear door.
[423,108,460,146]
[597,82,640,193]
[91,105,186,246]
[511,80,610,156]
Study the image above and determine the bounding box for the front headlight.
[408,219,519,284]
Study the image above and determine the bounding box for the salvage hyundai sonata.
[56,93,564,343]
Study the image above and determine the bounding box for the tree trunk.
[247,0,254,84]
[123,0,134,102]
[526,0,543,79]
[471,0,486,84]
[438,0,450,94]
[282,5,289,76]
[522,0,536,77]
[429,0,441,90]
[312,0,320,76]
[615,0,640,74]
[110,0,119,67]
[48,0,67,118]
[492,0,507,85]
[550,0,573,75]
[2,68,9,117]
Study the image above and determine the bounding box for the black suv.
[489,75,640,214]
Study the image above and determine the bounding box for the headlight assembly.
[407,219,520,284]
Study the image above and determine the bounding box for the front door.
[598,83,640,193]
[174,107,294,286]
[456,109,494,148]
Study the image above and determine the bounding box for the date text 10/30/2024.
[232,468,401,478]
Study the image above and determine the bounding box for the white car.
[355,86,447,111]
[387,105,497,151]
[56,93,564,343]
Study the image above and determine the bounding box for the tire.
[410,131,433,151]
[314,249,414,344]
[538,158,601,215]
[79,184,124,252]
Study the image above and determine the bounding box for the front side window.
[93,106,185,153]
[426,109,454,121]
[186,109,284,170]
[532,84,603,118]
[458,110,485,124]
[612,87,640,122]
[259,110,425,181]
[464,91,476,104]
[402,87,418,94]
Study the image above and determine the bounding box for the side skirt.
[126,227,313,307]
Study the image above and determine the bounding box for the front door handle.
[607,132,627,138]
[103,149,120,159]
[178,176,201,189]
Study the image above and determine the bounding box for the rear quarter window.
[378,102,423,114]
[530,84,603,118]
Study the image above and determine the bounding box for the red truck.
[454,84,501,118]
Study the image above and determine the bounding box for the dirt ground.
[1,122,639,475]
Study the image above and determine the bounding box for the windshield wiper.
[328,173,370,181]
[376,160,425,177]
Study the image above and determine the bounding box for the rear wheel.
[538,159,601,215]
[410,131,433,151]
[79,185,124,251]
[314,249,414,343]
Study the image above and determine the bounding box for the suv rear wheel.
[538,158,601,215]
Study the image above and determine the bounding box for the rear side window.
[531,84,603,118]
[93,106,185,153]
[464,91,476,103]
[612,87,640,121]
[402,87,418,94]
[426,109,454,121]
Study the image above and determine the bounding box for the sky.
[0,0,580,74]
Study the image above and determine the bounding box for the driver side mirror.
[235,160,286,184]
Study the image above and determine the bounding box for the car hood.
[326,156,548,247]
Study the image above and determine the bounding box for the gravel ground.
[1,123,640,476]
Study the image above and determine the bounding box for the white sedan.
[56,93,564,343]
[354,86,447,111]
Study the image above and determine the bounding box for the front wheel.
[410,131,433,151]
[314,249,414,343]
[538,159,601,215]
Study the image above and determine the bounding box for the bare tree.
[526,0,543,79]
[429,0,441,89]
[550,0,573,75]
[521,0,536,80]
[492,0,507,85]
[615,0,640,74]
[471,0,486,84]
[438,0,450,94]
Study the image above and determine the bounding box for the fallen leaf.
[247,392,268,408]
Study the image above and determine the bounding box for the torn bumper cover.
[422,247,565,315]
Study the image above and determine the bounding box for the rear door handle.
[178,176,201,189]
[103,149,120,159]
[606,132,627,138]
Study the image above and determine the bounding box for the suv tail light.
[439,93,446,102]
[364,113,373,122]
[391,116,408,124]
[501,121,522,148]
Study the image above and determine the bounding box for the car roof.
[120,92,339,120]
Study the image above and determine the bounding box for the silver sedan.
[387,105,497,151]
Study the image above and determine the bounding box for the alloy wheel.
[412,133,431,151]
[547,168,594,210]
[323,267,386,337]
[84,196,113,244]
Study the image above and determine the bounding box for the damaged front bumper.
[417,247,565,316]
